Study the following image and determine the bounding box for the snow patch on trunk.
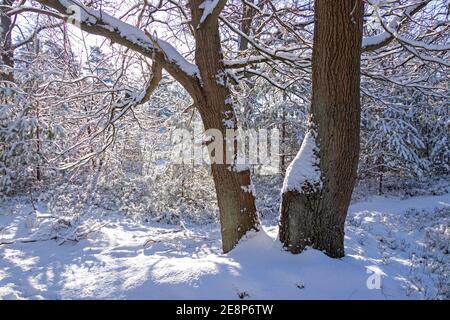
[228,163,250,173]
[241,184,255,196]
[199,0,220,25]
[282,128,321,193]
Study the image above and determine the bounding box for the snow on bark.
[156,40,201,78]
[198,0,220,25]
[228,163,250,173]
[282,128,322,193]
[362,16,399,49]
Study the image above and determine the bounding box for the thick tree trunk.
[199,109,259,253]
[239,0,255,51]
[0,0,13,82]
[190,0,259,253]
[280,0,364,258]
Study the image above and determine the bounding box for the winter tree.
[14,0,286,252]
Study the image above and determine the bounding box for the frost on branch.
[282,127,322,194]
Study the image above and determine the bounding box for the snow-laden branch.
[27,0,201,86]
[362,0,431,52]
[220,15,310,67]
[371,1,449,52]
[224,55,270,68]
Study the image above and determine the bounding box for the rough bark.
[280,0,364,258]
[0,0,14,82]
[190,0,259,253]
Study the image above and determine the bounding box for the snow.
[228,163,250,173]
[156,40,201,78]
[59,0,200,78]
[282,129,321,193]
[362,1,441,51]
[224,96,233,105]
[215,71,226,86]
[363,13,450,52]
[0,192,448,299]
[363,31,392,49]
[198,0,220,25]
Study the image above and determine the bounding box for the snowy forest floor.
[0,184,449,300]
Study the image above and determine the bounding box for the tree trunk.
[239,0,255,51]
[190,0,259,253]
[280,96,287,175]
[0,0,13,82]
[280,0,364,258]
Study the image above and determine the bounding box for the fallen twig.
[0,236,57,246]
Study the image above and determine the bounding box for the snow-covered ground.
[0,192,448,300]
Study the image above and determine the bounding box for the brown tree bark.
[280,0,364,258]
[0,0,14,82]
[190,0,259,253]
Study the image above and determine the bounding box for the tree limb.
[20,0,202,96]
[362,0,431,52]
